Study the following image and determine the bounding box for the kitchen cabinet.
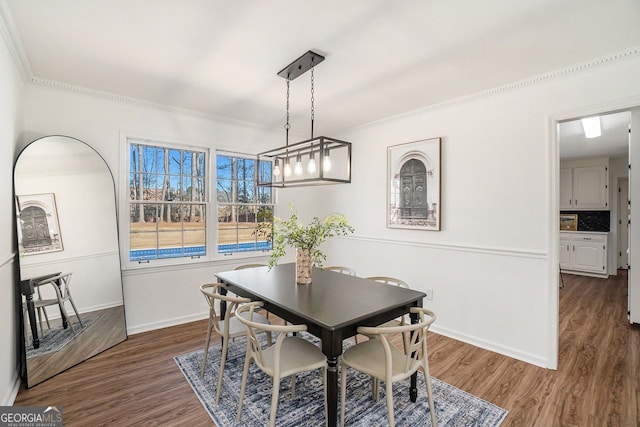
[559,160,609,210]
[560,232,608,277]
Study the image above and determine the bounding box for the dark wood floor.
[14,271,639,426]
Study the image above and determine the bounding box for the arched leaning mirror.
[14,135,127,387]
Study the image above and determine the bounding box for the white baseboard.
[431,324,549,369]
[126,311,208,335]
[2,371,21,406]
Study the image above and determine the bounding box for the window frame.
[215,150,275,257]
[119,134,276,270]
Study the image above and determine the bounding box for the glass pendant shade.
[283,158,292,177]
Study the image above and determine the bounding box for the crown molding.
[1,0,638,133]
[0,0,32,83]
[30,76,284,132]
[349,46,640,132]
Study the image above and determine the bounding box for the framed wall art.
[16,193,64,255]
[387,137,441,231]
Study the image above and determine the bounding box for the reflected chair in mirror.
[322,266,356,276]
[34,272,83,334]
[235,301,327,427]
[200,283,272,405]
[340,307,437,427]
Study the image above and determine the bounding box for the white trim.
[431,325,548,368]
[547,95,640,371]
[1,371,20,406]
[0,252,15,270]
[16,250,119,269]
[342,234,547,260]
[345,47,640,133]
[31,76,279,132]
[0,0,32,83]
[127,311,208,335]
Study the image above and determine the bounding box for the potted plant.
[258,204,354,284]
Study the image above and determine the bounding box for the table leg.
[326,355,339,427]
[322,333,342,427]
[410,309,419,402]
[25,294,40,349]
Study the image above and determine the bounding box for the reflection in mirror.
[14,135,127,387]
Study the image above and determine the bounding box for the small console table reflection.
[20,272,68,349]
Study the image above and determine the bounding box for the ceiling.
[3,0,640,143]
[559,112,631,159]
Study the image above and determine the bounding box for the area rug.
[175,333,508,426]
[26,315,96,359]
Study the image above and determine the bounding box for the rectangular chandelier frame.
[257,136,351,188]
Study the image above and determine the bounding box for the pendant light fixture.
[257,50,351,188]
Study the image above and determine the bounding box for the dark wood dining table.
[215,262,426,427]
[20,271,65,349]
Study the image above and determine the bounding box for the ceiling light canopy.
[258,51,351,188]
[581,116,601,138]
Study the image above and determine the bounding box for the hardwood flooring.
[14,271,639,426]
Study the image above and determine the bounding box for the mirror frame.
[14,135,127,387]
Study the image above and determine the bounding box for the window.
[128,140,207,261]
[216,152,274,254]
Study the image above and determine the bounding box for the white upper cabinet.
[560,158,609,210]
[559,168,573,210]
[573,166,608,209]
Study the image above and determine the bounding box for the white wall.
[11,47,640,378]
[315,54,640,368]
[0,25,25,405]
[21,86,287,334]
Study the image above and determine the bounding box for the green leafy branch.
[257,204,354,268]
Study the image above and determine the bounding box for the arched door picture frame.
[387,137,441,231]
[16,193,64,254]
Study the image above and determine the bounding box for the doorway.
[618,177,629,269]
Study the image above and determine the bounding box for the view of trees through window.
[216,153,273,253]
[129,141,207,261]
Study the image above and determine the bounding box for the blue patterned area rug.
[175,333,507,426]
[26,316,96,359]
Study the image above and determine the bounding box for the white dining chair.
[235,301,328,427]
[340,307,437,427]
[34,272,83,333]
[364,276,412,346]
[199,283,272,405]
[322,266,356,276]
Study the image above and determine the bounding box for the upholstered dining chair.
[34,272,83,334]
[235,301,328,427]
[199,283,272,405]
[340,307,437,427]
[322,266,356,276]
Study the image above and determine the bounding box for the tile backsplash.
[560,210,610,232]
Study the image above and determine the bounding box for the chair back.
[366,276,409,289]
[358,307,436,375]
[235,264,266,270]
[37,272,73,300]
[322,266,356,276]
[200,283,251,336]
[235,301,307,374]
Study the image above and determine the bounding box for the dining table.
[20,271,66,349]
[215,262,426,427]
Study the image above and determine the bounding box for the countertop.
[560,230,609,235]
